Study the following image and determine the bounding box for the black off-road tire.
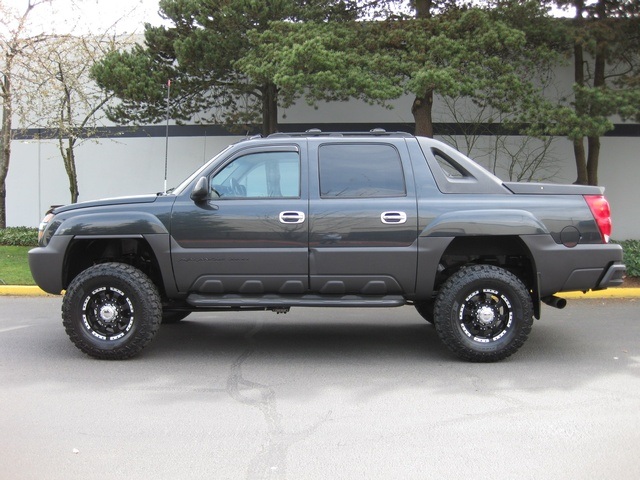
[62,263,162,360]
[433,265,533,362]
[414,301,434,324]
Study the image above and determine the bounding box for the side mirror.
[190,177,209,202]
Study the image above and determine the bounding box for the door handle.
[381,211,407,224]
[279,211,306,224]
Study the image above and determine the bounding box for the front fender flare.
[55,212,169,237]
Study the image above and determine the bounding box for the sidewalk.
[1,285,640,298]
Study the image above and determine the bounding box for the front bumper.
[28,236,73,295]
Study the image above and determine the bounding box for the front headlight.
[38,212,57,246]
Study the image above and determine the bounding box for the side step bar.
[186,293,406,309]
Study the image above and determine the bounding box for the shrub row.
[0,227,38,246]
[615,240,640,278]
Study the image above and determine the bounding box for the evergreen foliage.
[91,0,359,135]
[90,0,640,186]
[536,0,640,185]
[239,1,562,137]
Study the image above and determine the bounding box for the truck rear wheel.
[433,265,533,362]
[62,263,162,359]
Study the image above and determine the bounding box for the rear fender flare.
[421,209,548,237]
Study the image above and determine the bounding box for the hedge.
[616,240,640,278]
[0,227,38,247]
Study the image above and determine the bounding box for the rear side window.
[319,144,406,198]
[433,150,469,179]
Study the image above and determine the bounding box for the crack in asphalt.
[0,325,32,334]
[226,319,331,479]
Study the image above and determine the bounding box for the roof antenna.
[164,79,171,194]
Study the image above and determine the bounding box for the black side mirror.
[190,177,209,202]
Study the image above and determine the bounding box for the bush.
[615,240,640,278]
[0,227,38,246]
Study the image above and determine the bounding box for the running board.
[186,293,406,309]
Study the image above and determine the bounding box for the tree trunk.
[573,139,588,185]
[65,139,79,203]
[58,80,80,203]
[587,136,600,186]
[572,39,588,185]
[413,0,433,19]
[57,133,79,204]
[572,0,588,185]
[586,0,607,186]
[0,2,41,228]
[0,72,12,229]
[409,2,435,138]
[262,83,279,136]
[412,90,434,138]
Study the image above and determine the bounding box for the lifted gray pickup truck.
[29,130,625,362]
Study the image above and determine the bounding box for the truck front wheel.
[62,263,162,359]
[433,265,533,362]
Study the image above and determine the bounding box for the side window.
[319,144,406,198]
[210,151,300,199]
[432,149,469,179]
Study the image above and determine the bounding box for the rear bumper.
[521,235,625,296]
[596,263,626,289]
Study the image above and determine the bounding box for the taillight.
[584,195,612,243]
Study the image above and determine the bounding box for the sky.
[15,0,574,36]
[13,0,166,35]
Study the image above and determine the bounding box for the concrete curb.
[560,288,640,299]
[1,285,639,299]
[0,285,56,296]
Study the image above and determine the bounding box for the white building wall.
[7,134,242,227]
[594,137,640,240]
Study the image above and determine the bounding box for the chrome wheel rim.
[81,286,135,341]
[458,288,513,342]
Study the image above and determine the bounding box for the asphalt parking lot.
[1,296,639,480]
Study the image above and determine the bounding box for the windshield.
[171,145,235,195]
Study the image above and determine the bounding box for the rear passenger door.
[308,140,419,295]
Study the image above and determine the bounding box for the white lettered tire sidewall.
[433,265,534,362]
[62,263,162,359]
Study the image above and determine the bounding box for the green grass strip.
[0,246,35,285]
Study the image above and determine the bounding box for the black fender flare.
[56,212,169,236]
[420,209,548,238]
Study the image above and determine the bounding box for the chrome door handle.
[279,211,306,224]
[381,211,407,224]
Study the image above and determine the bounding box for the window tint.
[433,150,468,179]
[319,144,406,198]
[210,151,300,199]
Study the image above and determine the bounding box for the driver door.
[170,145,308,294]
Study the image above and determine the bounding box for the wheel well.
[63,238,165,296]
[435,236,538,313]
